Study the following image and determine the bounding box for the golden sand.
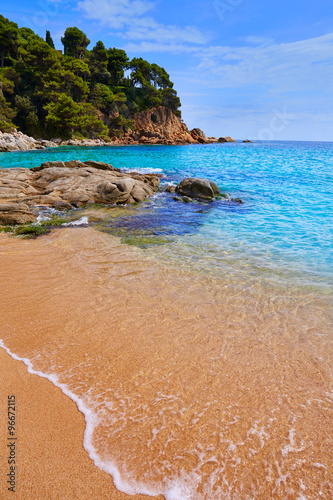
[0,228,332,499]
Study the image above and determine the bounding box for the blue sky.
[3,0,333,140]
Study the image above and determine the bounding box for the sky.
[2,0,333,140]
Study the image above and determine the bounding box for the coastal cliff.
[112,106,198,145]
[0,107,214,150]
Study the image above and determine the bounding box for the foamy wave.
[63,217,89,226]
[123,167,164,174]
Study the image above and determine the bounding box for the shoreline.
[0,229,162,499]
[0,345,160,500]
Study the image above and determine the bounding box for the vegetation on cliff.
[0,16,181,139]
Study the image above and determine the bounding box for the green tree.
[0,16,19,68]
[64,58,90,80]
[129,57,152,88]
[161,88,181,117]
[44,93,108,139]
[150,63,173,89]
[89,41,109,83]
[45,30,55,49]
[61,27,90,59]
[14,95,39,134]
[0,84,16,131]
[107,48,129,85]
[89,84,114,112]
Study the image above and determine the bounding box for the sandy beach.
[0,348,162,500]
[0,227,332,499]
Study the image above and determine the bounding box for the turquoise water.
[1,141,332,290]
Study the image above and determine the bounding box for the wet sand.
[0,227,332,499]
[0,348,161,500]
[0,229,161,500]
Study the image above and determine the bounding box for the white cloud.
[184,33,333,92]
[77,0,155,29]
[77,0,206,45]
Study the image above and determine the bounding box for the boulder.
[191,128,206,138]
[242,140,252,143]
[0,203,37,225]
[191,130,207,144]
[175,178,220,200]
[218,137,236,143]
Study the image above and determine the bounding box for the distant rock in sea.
[218,136,236,143]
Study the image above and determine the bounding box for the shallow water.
[0,142,332,498]
[1,141,331,289]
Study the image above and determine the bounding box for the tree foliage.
[0,16,182,138]
[61,27,90,59]
[45,30,55,49]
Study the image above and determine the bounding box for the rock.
[231,198,243,204]
[218,137,236,143]
[32,160,119,173]
[175,178,220,200]
[191,130,207,144]
[0,131,57,152]
[0,161,160,221]
[83,161,120,172]
[191,128,206,138]
[242,140,252,143]
[206,137,218,143]
[130,184,148,202]
[51,199,73,210]
[95,182,120,204]
[173,196,193,203]
[165,185,176,193]
[0,203,37,225]
[63,160,87,169]
[133,106,198,145]
[61,190,93,207]
[32,161,67,172]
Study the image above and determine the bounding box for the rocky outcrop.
[218,137,236,143]
[0,113,236,150]
[127,106,196,145]
[0,161,160,223]
[60,138,110,147]
[0,131,58,152]
[175,178,221,200]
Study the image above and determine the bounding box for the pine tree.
[45,30,55,49]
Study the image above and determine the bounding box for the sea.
[0,141,332,499]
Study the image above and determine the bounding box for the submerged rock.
[176,178,220,200]
[165,185,176,193]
